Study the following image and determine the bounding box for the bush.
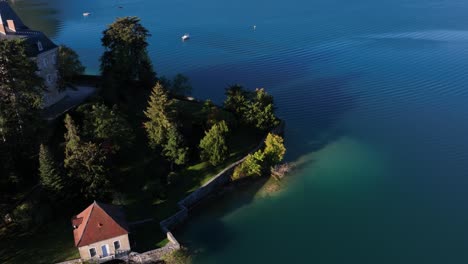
[231,150,264,181]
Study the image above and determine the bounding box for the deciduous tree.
[57,45,85,90]
[199,121,229,166]
[100,16,156,96]
[263,133,286,165]
[0,39,44,185]
[78,103,134,152]
[163,125,188,169]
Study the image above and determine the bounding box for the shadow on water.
[175,54,358,254]
[278,75,357,161]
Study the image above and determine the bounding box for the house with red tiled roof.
[71,201,131,262]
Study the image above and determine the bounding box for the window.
[37,41,43,51]
[89,247,97,258]
[114,240,121,250]
[43,58,48,67]
[47,74,52,84]
[52,54,57,65]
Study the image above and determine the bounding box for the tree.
[245,88,279,131]
[38,144,63,195]
[57,45,85,90]
[100,16,156,96]
[64,114,81,160]
[0,39,44,185]
[66,142,109,199]
[199,121,229,166]
[63,114,109,199]
[223,85,250,118]
[232,150,264,180]
[263,133,286,165]
[144,83,173,148]
[78,103,134,152]
[163,125,188,169]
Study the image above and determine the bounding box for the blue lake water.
[12,0,468,262]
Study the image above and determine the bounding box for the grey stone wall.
[159,121,285,247]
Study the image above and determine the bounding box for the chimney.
[0,14,5,35]
[6,20,15,32]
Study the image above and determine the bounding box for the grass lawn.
[0,95,264,263]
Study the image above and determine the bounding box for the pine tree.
[38,144,63,195]
[144,83,173,148]
[224,85,250,118]
[64,114,81,163]
[199,121,229,166]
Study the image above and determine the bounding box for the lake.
[12,0,468,262]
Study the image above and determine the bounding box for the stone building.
[0,1,65,107]
[72,201,131,262]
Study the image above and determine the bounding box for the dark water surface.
[12,0,468,262]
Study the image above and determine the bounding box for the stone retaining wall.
[159,121,285,247]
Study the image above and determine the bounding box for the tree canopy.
[199,121,229,166]
[57,45,85,90]
[224,86,278,131]
[38,144,63,196]
[100,16,156,96]
[0,39,44,186]
[144,83,174,148]
[77,103,134,152]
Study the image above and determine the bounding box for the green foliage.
[232,150,264,180]
[12,203,33,229]
[163,125,188,167]
[232,134,285,181]
[77,103,134,152]
[57,45,85,90]
[223,85,250,117]
[144,83,173,148]
[162,248,192,264]
[65,141,109,199]
[38,144,64,195]
[199,121,229,166]
[224,86,278,131]
[263,133,286,165]
[100,16,156,94]
[0,39,44,184]
[245,88,279,131]
[64,114,81,158]
[63,114,109,199]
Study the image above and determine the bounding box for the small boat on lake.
[83,12,91,17]
[181,33,190,41]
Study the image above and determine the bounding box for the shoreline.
[144,121,286,261]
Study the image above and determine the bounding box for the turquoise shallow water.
[12,0,468,262]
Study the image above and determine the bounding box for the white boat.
[181,33,190,41]
[83,12,91,17]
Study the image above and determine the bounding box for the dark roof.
[0,1,57,57]
[72,201,129,247]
